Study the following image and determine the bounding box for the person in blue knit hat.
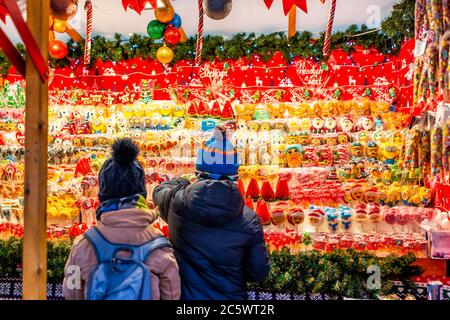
[153,125,270,300]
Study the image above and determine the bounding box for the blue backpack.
[84,227,170,300]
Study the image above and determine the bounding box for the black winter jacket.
[153,177,270,300]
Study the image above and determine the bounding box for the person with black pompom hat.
[63,138,181,300]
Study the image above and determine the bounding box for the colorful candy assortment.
[1,94,449,258]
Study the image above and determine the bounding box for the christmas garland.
[248,247,422,299]
[0,237,71,283]
[0,0,413,75]
[0,237,422,298]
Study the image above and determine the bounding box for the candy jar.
[339,233,354,249]
[353,235,367,251]
[325,238,339,252]
[312,233,327,251]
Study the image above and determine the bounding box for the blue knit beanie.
[196,126,239,179]
[98,138,147,203]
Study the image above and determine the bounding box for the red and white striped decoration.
[195,0,204,66]
[84,0,93,65]
[322,0,336,57]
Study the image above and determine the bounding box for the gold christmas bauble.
[52,19,68,33]
[156,45,174,64]
[155,7,175,24]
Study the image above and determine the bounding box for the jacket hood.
[184,179,244,226]
[99,208,159,228]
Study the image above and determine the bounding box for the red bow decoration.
[122,0,157,15]
[263,0,308,15]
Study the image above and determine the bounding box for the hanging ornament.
[155,6,175,23]
[49,40,68,59]
[195,0,204,65]
[322,0,336,56]
[169,13,182,28]
[164,26,181,45]
[263,0,307,16]
[52,19,68,33]
[84,0,93,65]
[50,0,78,21]
[203,0,233,20]
[122,0,157,14]
[147,20,165,39]
[156,45,174,64]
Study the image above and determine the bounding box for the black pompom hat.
[98,138,147,203]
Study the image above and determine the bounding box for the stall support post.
[22,0,50,300]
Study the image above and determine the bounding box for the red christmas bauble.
[164,26,181,45]
[49,40,68,59]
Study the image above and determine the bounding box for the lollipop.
[384,207,397,225]
[326,208,339,231]
[270,208,286,225]
[369,206,381,223]
[287,207,305,225]
[355,204,368,222]
[308,206,325,227]
[339,205,352,229]
[367,203,382,223]
[395,210,412,226]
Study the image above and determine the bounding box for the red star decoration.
[122,0,156,15]
[263,0,308,16]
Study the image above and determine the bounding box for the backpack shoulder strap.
[134,236,171,263]
[83,227,117,263]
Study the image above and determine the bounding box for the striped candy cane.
[84,0,93,65]
[195,0,204,66]
[322,0,336,57]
